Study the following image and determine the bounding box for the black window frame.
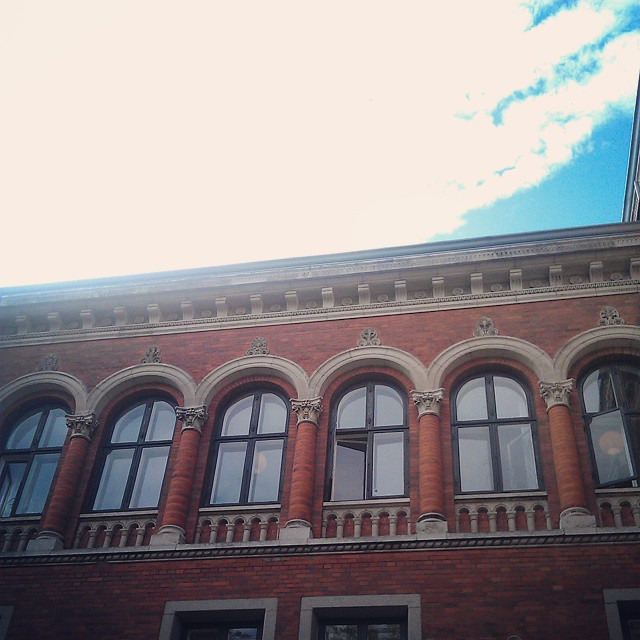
[579,363,640,488]
[452,373,543,495]
[326,381,409,502]
[317,617,407,640]
[89,396,176,513]
[205,389,290,507]
[181,621,264,640]
[0,402,69,518]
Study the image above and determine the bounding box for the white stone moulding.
[595,489,640,528]
[195,508,281,544]
[73,512,158,550]
[0,519,40,552]
[321,502,411,539]
[454,496,552,533]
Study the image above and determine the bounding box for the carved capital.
[290,397,323,425]
[539,379,574,410]
[65,414,99,441]
[175,406,208,433]
[411,389,444,417]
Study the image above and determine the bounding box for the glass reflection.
[112,404,145,443]
[337,388,366,429]
[5,412,40,449]
[332,435,366,500]
[374,386,403,427]
[372,431,404,496]
[494,377,528,419]
[497,424,537,490]
[222,397,253,436]
[583,369,617,414]
[16,453,60,514]
[459,427,493,492]
[589,410,634,485]
[145,401,175,441]
[248,439,283,502]
[257,394,287,434]
[93,449,134,510]
[456,378,488,421]
[129,446,170,508]
[39,408,68,448]
[211,442,247,504]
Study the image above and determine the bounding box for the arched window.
[580,364,640,487]
[91,398,176,511]
[0,404,68,517]
[329,382,407,501]
[453,374,541,494]
[207,390,289,505]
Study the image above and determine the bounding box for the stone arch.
[0,371,88,416]
[425,336,554,390]
[553,325,640,380]
[86,364,197,416]
[195,355,310,406]
[308,346,429,397]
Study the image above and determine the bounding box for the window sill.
[454,490,547,501]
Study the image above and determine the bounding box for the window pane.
[332,435,366,500]
[0,461,27,517]
[15,453,59,514]
[324,625,357,640]
[39,408,68,448]
[112,404,145,443]
[228,629,258,639]
[372,431,404,497]
[368,624,402,640]
[93,449,134,510]
[459,427,493,492]
[145,401,175,441]
[456,378,488,421]
[583,369,617,414]
[128,446,170,508]
[248,439,283,502]
[619,366,640,412]
[5,412,41,449]
[222,397,253,436]
[337,388,366,429]
[589,410,634,485]
[257,393,288,434]
[211,442,247,504]
[494,377,529,419]
[498,424,538,490]
[374,385,403,427]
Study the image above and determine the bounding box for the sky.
[1,1,639,288]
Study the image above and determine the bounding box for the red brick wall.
[1,543,639,639]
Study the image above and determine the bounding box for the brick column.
[411,389,448,536]
[150,405,207,546]
[28,414,99,552]
[282,397,323,542]
[539,380,595,530]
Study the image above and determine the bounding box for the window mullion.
[241,437,257,503]
[121,445,143,510]
[31,408,49,451]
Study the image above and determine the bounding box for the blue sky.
[0,1,639,287]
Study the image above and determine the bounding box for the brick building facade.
[1,222,640,639]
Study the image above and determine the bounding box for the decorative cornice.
[1,280,638,348]
[539,379,574,410]
[175,406,207,433]
[410,389,445,417]
[141,346,161,364]
[599,306,625,326]
[290,397,323,425]
[246,337,269,356]
[357,328,381,347]
[1,529,639,566]
[65,414,99,441]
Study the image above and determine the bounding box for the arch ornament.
[0,371,88,415]
[553,325,640,380]
[86,364,197,416]
[195,355,310,407]
[425,336,555,390]
[308,346,429,397]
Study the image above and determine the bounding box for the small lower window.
[182,623,262,640]
[318,620,406,640]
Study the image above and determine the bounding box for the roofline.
[623,73,640,222]
[2,221,638,296]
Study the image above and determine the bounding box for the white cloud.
[0,1,638,286]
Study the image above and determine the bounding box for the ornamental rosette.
[290,397,323,425]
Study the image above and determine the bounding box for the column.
[282,397,323,543]
[539,380,596,530]
[28,414,99,551]
[411,389,448,536]
[150,406,208,546]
